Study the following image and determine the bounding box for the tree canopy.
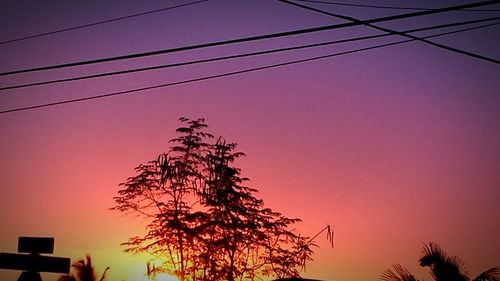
[112,118,331,281]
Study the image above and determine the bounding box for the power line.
[0,0,497,77]
[0,0,210,46]
[2,16,499,91]
[278,0,500,64]
[297,0,500,12]
[1,21,497,115]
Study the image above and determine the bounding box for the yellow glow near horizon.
[152,274,179,281]
[123,259,178,281]
[130,272,178,281]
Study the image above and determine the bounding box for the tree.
[112,118,331,281]
[381,242,500,281]
[112,118,212,281]
[57,255,109,281]
[198,137,264,280]
[199,138,324,280]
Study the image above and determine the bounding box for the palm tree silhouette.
[57,255,109,281]
[381,242,499,281]
[380,264,418,281]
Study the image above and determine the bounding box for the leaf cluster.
[112,118,317,281]
[381,242,500,281]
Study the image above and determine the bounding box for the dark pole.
[18,271,43,281]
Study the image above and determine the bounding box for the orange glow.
[125,261,178,281]
[151,274,179,281]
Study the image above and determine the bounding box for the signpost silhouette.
[0,237,70,281]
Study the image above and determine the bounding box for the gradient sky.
[1,1,499,281]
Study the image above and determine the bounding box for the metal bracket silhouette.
[0,237,70,281]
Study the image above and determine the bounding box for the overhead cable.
[278,0,500,64]
[0,0,497,77]
[1,21,497,115]
[2,16,499,91]
[0,0,210,46]
[297,0,500,12]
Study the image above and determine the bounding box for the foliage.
[380,242,500,281]
[112,118,329,281]
[57,255,109,281]
[112,118,211,281]
[381,264,417,281]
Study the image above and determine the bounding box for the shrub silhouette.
[381,242,499,281]
[57,255,109,281]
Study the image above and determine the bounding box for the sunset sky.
[1,1,499,281]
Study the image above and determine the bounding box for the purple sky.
[1,1,499,281]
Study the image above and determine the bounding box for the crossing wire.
[278,0,500,64]
[1,21,497,115]
[2,16,499,91]
[0,0,497,77]
[297,0,500,12]
[0,0,210,46]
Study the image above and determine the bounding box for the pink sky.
[1,1,499,281]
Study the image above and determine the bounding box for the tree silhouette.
[112,118,212,281]
[381,242,500,281]
[112,117,330,281]
[199,137,320,280]
[57,255,109,281]
[380,264,418,281]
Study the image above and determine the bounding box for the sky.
[0,1,499,281]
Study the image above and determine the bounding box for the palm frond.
[447,255,469,278]
[381,264,419,281]
[419,242,447,267]
[99,266,110,281]
[72,255,97,281]
[473,267,500,281]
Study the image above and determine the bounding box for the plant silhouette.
[112,117,333,281]
[57,255,109,281]
[381,242,499,281]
